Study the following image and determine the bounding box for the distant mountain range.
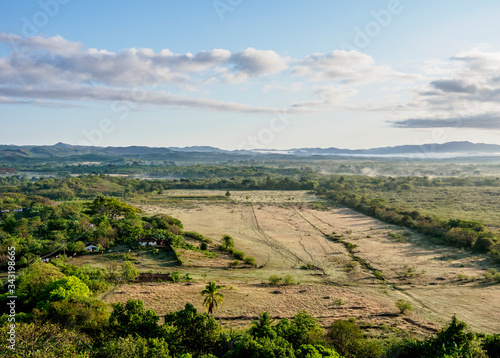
[0,141,500,162]
[270,141,500,156]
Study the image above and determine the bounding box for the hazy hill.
[0,141,499,163]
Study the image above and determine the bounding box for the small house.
[84,242,99,252]
[138,237,157,246]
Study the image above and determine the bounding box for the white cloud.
[292,50,412,84]
[229,48,288,76]
[0,33,288,88]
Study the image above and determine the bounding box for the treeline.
[317,175,500,193]
[1,259,499,357]
[2,163,312,178]
[0,174,319,201]
[318,177,500,262]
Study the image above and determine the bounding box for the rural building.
[84,243,99,252]
[138,237,157,246]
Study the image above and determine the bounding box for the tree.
[18,262,65,307]
[109,299,161,339]
[163,303,221,357]
[97,336,171,358]
[38,276,91,308]
[225,191,231,197]
[296,344,342,358]
[69,241,86,254]
[221,235,235,250]
[121,261,139,282]
[0,322,91,358]
[201,281,224,315]
[276,311,324,349]
[249,312,276,339]
[84,195,141,220]
[327,318,363,358]
[395,299,413,314]
[44,299,109,339]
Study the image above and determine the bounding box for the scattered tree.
[201,281,224,315]
[395,299,413,314]
[121,261,139,282]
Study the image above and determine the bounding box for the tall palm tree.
[201,281,224,315]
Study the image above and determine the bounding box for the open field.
[97,190,500,335]
[350,184,500,227]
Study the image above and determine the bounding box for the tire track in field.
[249,204,308,267]
[300,208,447,317]
[290,207,344,255]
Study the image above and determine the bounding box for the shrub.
[388,232,406,243]
[200,242,208,251]
[268,275,282,285]
[232,250,245,260]
[484,268,500,282]
[395,299,413,314]
[244,256,256,266]
[184,231,212,243]
[121,261,138,282]
[229,260,240,268]
[346,242,358,251]
[182,273,192,281]
[171,271,180,283]
[282,275,295,286]
[373,270,384,280]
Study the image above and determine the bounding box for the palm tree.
[249,311,276,339]
[201,281,224,315]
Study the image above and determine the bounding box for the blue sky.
[1,0,500,149]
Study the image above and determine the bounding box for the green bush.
[98,336,171,358]
[121,261,138,282]
[171,271,180,283]
[395,299,413,314]
[283,275,295,286]
[485,268,500,282]
[244,256,256,266]
[269,275,282,285]
[232,250,245,260]
[182,273,192,281]
[373,270,384,280]
[229,260,240,268]
[184,231,212,243]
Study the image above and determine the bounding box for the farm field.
[361,185,500,227]
[96,190,500,335]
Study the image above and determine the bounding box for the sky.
[1,0,500,150]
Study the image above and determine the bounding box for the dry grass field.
[97,190,500,335]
